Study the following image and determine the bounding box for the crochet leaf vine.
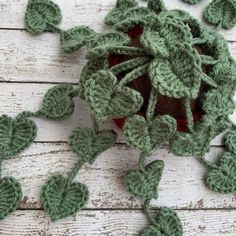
[0,0,235,234]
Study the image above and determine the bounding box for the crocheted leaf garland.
[0,177,22,220]
[140,208,183,236]
[203,0,236,30]
[0,115,37,159]
[41,174,89,221]
[69,127,117,164]
[25,0,62,34]
[124,115,176,155]
[124,160,164,201]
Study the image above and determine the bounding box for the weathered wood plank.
[2,143,235,209]
[0,0,236,41]
[1,210,236,235]
[0,83,235,144]
[0,31,235,84]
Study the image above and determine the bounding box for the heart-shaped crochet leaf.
[147,0,166,14]
[141,16,192,57]
[87,31,130,58]
[105,0,138,25]
[69,127,117,164]
[203,0,236,30]
[206,152,236,193]
[0,115,37,159]
[140,208,183,236]
[149,44,202,99]
[60,26,96,53]
[224,130,236,154]
[170,124,214,157]
[124,160,164,201]
[0,177,22,220]
[183,0,201,4]
[124,115,176,155]
[25,0,62,34]
[84,70,143,123]
[37,84,75,120]
[41,175,89,221]
[203,86,235,117]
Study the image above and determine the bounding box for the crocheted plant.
[0,0,235,234]
[182,0,236,30]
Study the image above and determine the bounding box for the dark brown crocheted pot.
[111,26,204,132]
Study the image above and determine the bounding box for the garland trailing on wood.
[0,0,236,234]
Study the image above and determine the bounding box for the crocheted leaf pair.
[183,0,236,30]
[140,208,183,236]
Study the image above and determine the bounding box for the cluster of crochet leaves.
[182,0,236,30]
[0,0,235,235]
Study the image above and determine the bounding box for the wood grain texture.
[1,210,236,236]
[2,143,234,210]
[1,83,236,144]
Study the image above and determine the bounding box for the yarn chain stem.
[144,200,159,228]
[183,97,194,132]
[139,152,147,173]
[118,63,149,87]
[46,22,64,34]
[91,115,99,133]
[146,87,158,122]
[67,159,86,183]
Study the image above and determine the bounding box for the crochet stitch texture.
[0,0,236,235]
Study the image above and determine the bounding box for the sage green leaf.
[79,59,107,100]
[140,208,183,236]
[60,26,96,53]
[69,127,117,164]
[203,86,235,117]
[183,0,201,3]
[0,177,22,220]
[87,31,130,58]
[147,0,166,14]
[124,115,176,155]
[0,115,37,159]
[149,44,202,99]
[37,85,75,120]
[124,160,164,201]
[84,70,143,123]
[160,9,191,22]
[203,0,236,30]
[224,130,236,154]
[170,124,215,157]
[41,175,89,221]
[105,0,138,25]
[207,152,236,193]
[141,16,192,57]
[25,0,62,34]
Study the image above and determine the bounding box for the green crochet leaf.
[60,26,96,53]
[160,9,191,22]
[183,0,201,4]
[124,115,176,155]
[0,115,37,159]
[84,70,143,123]
[25,0,62,34]
[203,86,235,117]
[87,31,130,58]
[141,16,192,57]
[0,177,22,220]
[140,208,183,236]
[148,44,202,99]
[170,124,214,157]
[124,160,164,201]
[147,0,166,14]
[69,127,117,164]
[37,84,75,120]
[79,59,107,100]
[41,174,89,221]
[224,130,236,154]
[105,0,138,25]
[206,152,236,193]
[203,0,236,30]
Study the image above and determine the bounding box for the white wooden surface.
[0,0,236,235]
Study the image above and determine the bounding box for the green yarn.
[69,127,117,164]
[224,130,236,154]
[41,174,89,221]
[124,160,164,201]
[0,177,22,220]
